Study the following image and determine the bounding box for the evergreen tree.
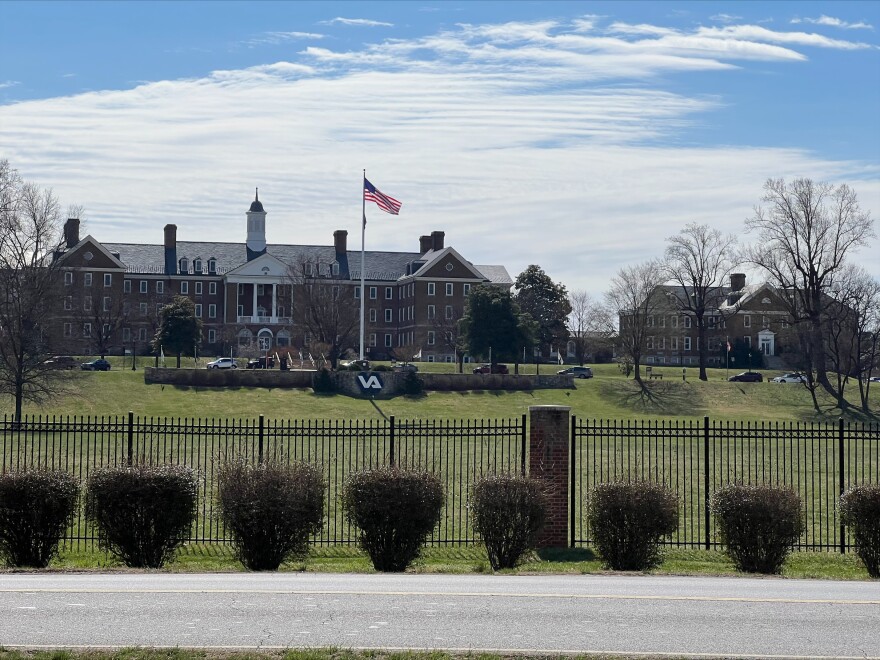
[152,295,202,368]
[459,285,536,363]
[514,265,571,357]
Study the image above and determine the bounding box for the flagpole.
[359,169,366,360]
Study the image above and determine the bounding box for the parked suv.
[80,358,111,371]
[43,355,78,370]
[558,366,593,379]
[728,371,763,383]
[206,357,237,369]
[246,356,275,369]
[771,372,805,383]
[473,363,509,374]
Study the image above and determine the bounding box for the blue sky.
[2,1,878,293]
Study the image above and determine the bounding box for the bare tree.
[746,178,874,407]
[606,260,666,384]
[0,161,68,421]
[568,290,615,366]
[663,223,738,381]
[68,285,128,358]
[288,257,358,369]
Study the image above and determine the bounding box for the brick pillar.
[529,405,571,548]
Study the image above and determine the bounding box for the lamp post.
[131,339,136,371]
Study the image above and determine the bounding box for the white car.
[206,357,237,369]
[771,372,806,383]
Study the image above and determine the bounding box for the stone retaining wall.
[144,367,574,394]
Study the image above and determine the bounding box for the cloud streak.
[321,17,393,28]
[792,15,874,30]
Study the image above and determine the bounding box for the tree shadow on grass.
[536,547,597,562]
[598,379,696,415]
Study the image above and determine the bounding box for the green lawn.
[6,360,877,423]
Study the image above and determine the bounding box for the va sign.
[356,371,384,394]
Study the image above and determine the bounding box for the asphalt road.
[1,573,878,658]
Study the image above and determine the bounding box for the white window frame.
[140,280,148,294]
[64,296,72,311]
[384,334,392,348]
[195,304,202,317]
[427,282,435,296]
[428,331,435,346]
[209,281,217,295]
[84,272,92,287]
[744,314,751,328]
[370,309,377,323]
[427,304,435,319]
[445,305,453,320]
[384,309,392,322]
[139,302,148,316]
[369,286,377,300]
[208,329,216,343]
[684,336,691,351]
[122,327,131,342]
[463,283,471,296]
[385,287,393,300]
[354,287,360,299]
[369,333,377,347]
[104,273,112,287]
[208,304,216,318]
[156,281,164,294]
[138,328,147,342]
[83,323,91,338]
[683,316,691,328]
[195,282,202,295]
[103,296,111,312]
[647,336,654,349]
[180,281,188,294]
[64,272,73,286]
[445,282,453,296]
[123,279,131,293]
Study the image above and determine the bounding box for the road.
[1,573,878,658]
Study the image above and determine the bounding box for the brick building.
[49,193,512,362]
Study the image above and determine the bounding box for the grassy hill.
[4,360,877,423]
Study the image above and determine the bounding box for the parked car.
[473,363,509,374]
[340,359,371,370]
[206,357,237,369]
[393,363,419,372]
[728,371,763,383]
[771,372,805,383]
[80,358,111,371]
[43,355,78,370]
[870,376,880,383]
[246,356,275,369]
[558,366,593,379]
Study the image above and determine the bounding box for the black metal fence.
[571,416,880,551]
[0,413,527,548]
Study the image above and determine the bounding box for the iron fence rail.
[571,416,880,551]
[0,413,527,548]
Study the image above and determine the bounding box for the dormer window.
[193,258,202,274]
[332,261,340,276]
[208,258,216,274]
[179,257,188,274]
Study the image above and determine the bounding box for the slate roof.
[101,240,512,284]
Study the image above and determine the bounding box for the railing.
[236,315,292,324]
[571,417,880,551]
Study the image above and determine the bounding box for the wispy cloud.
[0,80,20,90]
[245,31,325,47]
[792,15,874,30]
[61,73,77,78]
[710,13,742,24]
[320,17,393,28]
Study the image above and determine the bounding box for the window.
[63,323,72,337]
[744,315,751,328]
[122,328,130,342]
[140,280,148,294]
[445,283,453,296]
[671,316,678,328]
[744,336,751,347]
[660,316,666,328]
[385,309,392,322]
[257,284,265,296]
[208,258,216,274]
[63,296,72,311]
[208,329,216,343]
[123,302,130,315]
[384,334,392,347]
[354,288,360,299]
[659,337,665,349]
[370,309,377,323]
[237,305,244,317]
[179,258,188,274]
[138,328,147,342]
[156,281,164,294]
[103,296,111,312]
[64,272,73,285]
[195,282,202,295]
[684,337,691,351]
[102,323,110,338]
[195,304,202,317]
[369,333,377,347]
[237,284,245,296]
[427,305,435,319]
[84,272,92,287]
[139,302,147,316]
[683,316,691,328]
[647,336,654,349]
[428,282,435,296]
[193,259,202,274]
[369,287,377,299]
[180,281,188,294]
[209,282,216,295]
[156,303,164,315]
[428,331,435,346]
[83,296,92,311]
[83,323,91,338]
[332,262,339,276]
[445,305,453,319]
[463,283,471,296]
[104,273,112,287]
[671,337,678,350]
[385,287,393,300]
[647,315,654,327]
[123,279,131,293]
[208,304,216,318]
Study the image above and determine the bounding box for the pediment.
[414,247,485,280]
[225,253,289,278]
[56,235,126,269]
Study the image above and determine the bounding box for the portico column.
[252,283,257,319]
[272,283,277,320]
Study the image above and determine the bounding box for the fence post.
[704,415,710,551]
[389,415,396,467]
[528,405,571,548]
[520,413,527,477]
[570,415,576,548]
[127,411,134,467]
[258,414,264,464]
[839,417,846,554]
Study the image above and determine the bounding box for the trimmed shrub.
[588,480,679,570]
[471,474,548,570]
[840,484,880,578]
[373,364,391,372]
[401,370,425,396]
[85,465,198,568]
[341,467,444,572]
[712,484,804,574]
[218,458,325,571]
[312,368,336,393]
[0,469,79,568]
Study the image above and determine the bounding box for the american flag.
[364,178,402,215]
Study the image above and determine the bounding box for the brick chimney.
[334,229,348,255]
[164,224,177,276]
[431,230,445,251]
[419,235,432,254]
[64,218,80,248]
[730,273,746,292]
